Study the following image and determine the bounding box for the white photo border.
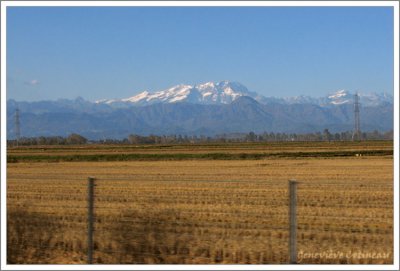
[1,1,398,271]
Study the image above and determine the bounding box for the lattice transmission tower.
[15,107,21,146]
[352,93,361,141]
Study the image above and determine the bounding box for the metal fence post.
[289,180,298,264]
[87,177,95,264]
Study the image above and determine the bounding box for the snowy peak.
[194,81,252,104]
[327,89,352,105]
[280,89,393,106]
[328,89,348,99]
[95,82,393,107]
[97,81,262,106]
[324,90,393,106]
[121,90,149,103]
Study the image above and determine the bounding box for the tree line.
[7,129,393,147]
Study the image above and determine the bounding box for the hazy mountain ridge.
[7,88,393,140]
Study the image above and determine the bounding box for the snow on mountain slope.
[96,81,264,106]
[280,89,393,106]
[95,81,393,107]
[322,90,393,106]
[327,89,353,105]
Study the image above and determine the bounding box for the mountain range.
[96,81,393,107]
[7,81,393,139]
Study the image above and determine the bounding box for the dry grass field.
[7,141,393,264]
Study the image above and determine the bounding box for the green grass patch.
[7,150,393,163]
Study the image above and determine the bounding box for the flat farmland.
[7,141,393,264]
[7,141,393,158]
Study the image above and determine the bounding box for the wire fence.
[6,176,394,264]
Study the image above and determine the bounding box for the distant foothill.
[6,81,393,140]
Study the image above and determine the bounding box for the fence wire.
[6,176,393,264]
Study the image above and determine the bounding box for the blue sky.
[6,6,394,101]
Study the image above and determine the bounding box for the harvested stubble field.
[7,141,393,264]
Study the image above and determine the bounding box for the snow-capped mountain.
[96,81,392,107]
[327,90,352,105]
[321,90,393,106]
[280,90,353,105]
[277,90,393,106]
[96,81,265,106]
[7,83,393,139]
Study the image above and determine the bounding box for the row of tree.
[8,133,88,146]
[7,130,393,146]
